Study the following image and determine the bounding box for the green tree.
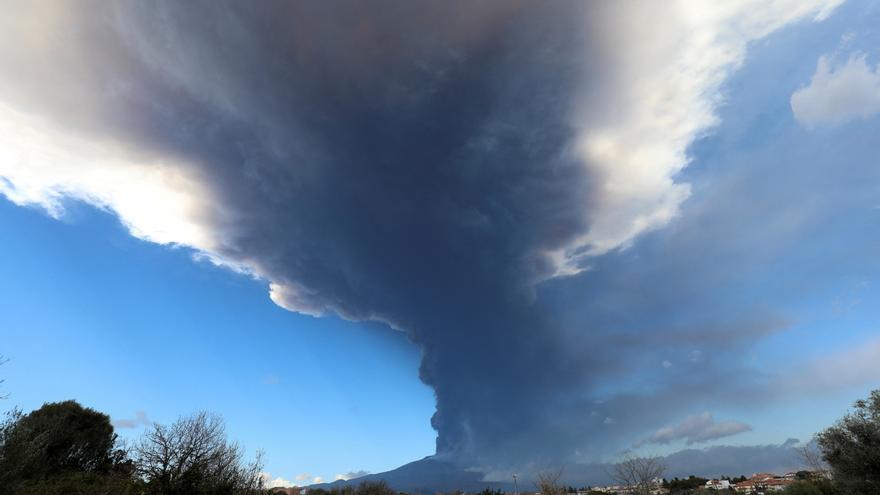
[0,400,131,494]
[352,481,396,495]
[782,480,839,495]
[664,475,709,492]
[320,481,397,495]
[783,482,823,495]
[816,389,880,494]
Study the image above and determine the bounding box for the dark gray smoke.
[2,0,596,465]
[2,0,873,477]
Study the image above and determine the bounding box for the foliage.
[799,443,830,478]
[352,481,397,495]
[662,475,708,491]
[0,401,268,495]
[0,400,130,494]
[12,471,143,495]
[817,389,880,495]
[309,481,398,495]
[782,480,839,495]
[782,482,822,495]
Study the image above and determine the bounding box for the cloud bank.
[336,471,370,481]
[558,0,844,268]
[792,53,880,127]
[261,473,295,489]
[638,413,752,447]
[0,0,856,475]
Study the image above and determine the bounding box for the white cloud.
[0,102,234,260]
[0,0,843,318]
[638,412,752,446]
[268,282,329,318]
[260,472,294,489]
[791,53,880,127]
[292,473,326,485]
[335,470,370,481]
[662,360,672,369]
[551,0,842,275]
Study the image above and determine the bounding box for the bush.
[817,390,880,495]
[13,471,142,495]
[0,401,266,495]
[0,401,131,495]
[782,480,839,495]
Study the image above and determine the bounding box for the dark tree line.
[0,401,133,494]
[305,480,397,495]
[0,401,263,495]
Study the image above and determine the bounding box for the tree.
[0,400,131,494]
[664,474,709,493]
[816,389,880,495]
[782,480,838,495]
[782,482,823,495]
[133,411,263,494]
[352,480,396,495]
[611,455,666,495]
[317,481,397,495]
[0,406,23,490]
[536,468,566,495]
[799,443,830,479]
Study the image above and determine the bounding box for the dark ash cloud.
[0,0,869,478]
[3,0,596,465]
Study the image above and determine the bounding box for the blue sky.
[0,200,436,482]
[2,0,880,486]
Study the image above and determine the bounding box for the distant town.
[585,470,823,494]
[269,470,829,495]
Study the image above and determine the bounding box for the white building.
[705,479,731,490]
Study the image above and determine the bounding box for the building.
[705,479,731,490]
[590,481,667,494]
[733,473,795,493]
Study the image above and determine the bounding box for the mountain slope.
[310,457,514,494]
